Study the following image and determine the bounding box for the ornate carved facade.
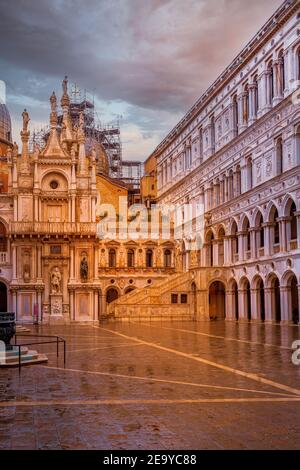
[0,79,175,323]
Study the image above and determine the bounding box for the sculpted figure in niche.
[23,264,30,282]
[51,267,62,294]
[80,256,88,281]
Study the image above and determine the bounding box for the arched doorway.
[274,278,281,323]
[290,275,299,325]
[258,278,265,322]
[106,288,119,305]
[209,281,226,320]
[233,281,239,320]
[0,282,7,312]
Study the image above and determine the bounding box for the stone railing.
[9,222,97,236]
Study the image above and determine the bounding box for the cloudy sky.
[0,0,283,161]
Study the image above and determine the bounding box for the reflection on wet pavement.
[0,321,299,449]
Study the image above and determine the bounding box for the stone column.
[94,245,99,280]
[264,69,272,112]
[238,289,247,321]
[278,217,288,253]
[69,290,75,321]
[12,243,17,281]
[280,286,290,324]
[226,290,235,321]
[238,94,245,133]
[237,231,245,262]
[93,290,98,321]
[248,84,256,125]
[273,60,283,105]
[264,287,273,322]
[249,228,257,260]
[250,288,259,322]
[262,223,271,257]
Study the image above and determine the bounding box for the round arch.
[228,278,239,321]
[106,287,120,305]
[208,280,226,321]
[251,275,265,322]
[281,271,299,324]
[266,273,281,323]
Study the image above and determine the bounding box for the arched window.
[211,115,215,154]
[127,249,134,268]
[228,170,234,200]
[246,157,253,191]
[270,207,280,250]
[235,165,241,197]
[206,231,214,267]
[268,61,274,103]
[231,221,238,263]
[0,223,7,252]
[218,228,225,266]
[233,94,239,135]
[278,50,285,96]
[146,249,153,268]
[275,137,283,175]
[164,249,172,268]
[199,127,203,162]
[243,84,249,124]
[244,218,251,254]
[256,212,265,255]
[108,249,116,268]
[290,201,298,243]
[253,75,259,116]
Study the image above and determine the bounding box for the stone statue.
[50,92,57,113]
[62,76,68,95]
[22,109,30,132]
[80,256,88,281]
[51,267,61,294]
[12,142,18,158]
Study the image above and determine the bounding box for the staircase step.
[0,349,48,367]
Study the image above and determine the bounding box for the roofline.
[149,0,298,160]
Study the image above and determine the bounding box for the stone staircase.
[0,346,48,368]
[108,271,193,321]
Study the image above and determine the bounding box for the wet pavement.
[0,320,300,449]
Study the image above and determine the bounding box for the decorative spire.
[20,109,30,174]
[60,76,73,141]
[61,75,70,108]
[49,91,57,127]
[78,112,87,175]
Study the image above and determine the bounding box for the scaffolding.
[30,82,123,179]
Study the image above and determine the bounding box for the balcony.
[9,222,97,236]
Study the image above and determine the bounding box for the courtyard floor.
[0,320,300,450]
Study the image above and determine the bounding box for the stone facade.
[114,0,300,324]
